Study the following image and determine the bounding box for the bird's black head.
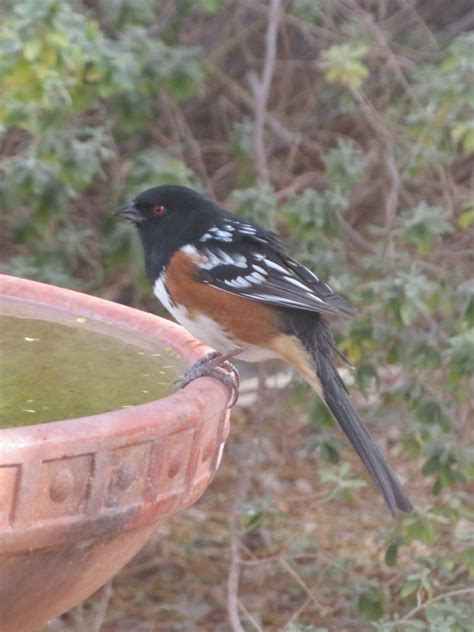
[114,185,223,279]
[114,185,219,227]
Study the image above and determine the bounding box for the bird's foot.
[175,351,240,407]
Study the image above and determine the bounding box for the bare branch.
[238,600,264,631]
[249,0,281,183]
[350,86,401,235]
[227,515,245,632]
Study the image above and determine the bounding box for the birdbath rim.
[0,273,230,442]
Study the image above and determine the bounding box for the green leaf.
[199,0,223,13]
[385,541,400,567]
[400,301,416,326]
[459,209,474,230]
[451,120,474,153]
[358,588,384,620]
[459,546,474,576]
[319,441,340,464]
[400,579,420,599]
[322,43,370,88]
[406,517,435,546]
[23,38,42,61]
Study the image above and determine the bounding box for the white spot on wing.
[237,224,256,235]
[215,249,234,265]
[302,267,320,282]
[200,248,249,270]
[202,250,222,268]
[246,271,266,284]
[265,259,289,274]
[229,253,248,268]
[209,227,233,241]
[249,294,306,306]
[180,244,199,256]
[225,276,252,288]
[200,227,234,242]
[283,275,315,293]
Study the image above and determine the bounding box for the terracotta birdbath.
[0,274,231,632]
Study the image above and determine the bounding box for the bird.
[115,184,412,516]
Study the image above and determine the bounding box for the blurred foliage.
[2,0,473,630]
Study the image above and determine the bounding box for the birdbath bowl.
[0,274,231,632]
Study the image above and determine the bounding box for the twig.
[383,140,401,232]
[205,61,300,147]
[278,558,323,610]
[350,86,401,236]
[443,8,474,38]
[340,217,377,254]
[162,95,215,196]
[226,414,258,630]
[276,172,323,200]
[238,600,265,631]
[248,0,281,183]
[228,515,246,632]
[360,10,421,105]
[226,447,259,632]
[399,586,474,623]
[88,581,113,632]
[284,596,312,627]
[227,363,271,630]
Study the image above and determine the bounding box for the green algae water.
[0,313,182,429]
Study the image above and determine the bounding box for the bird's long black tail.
[290,315,413,516]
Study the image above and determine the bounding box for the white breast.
[153,274,234,353]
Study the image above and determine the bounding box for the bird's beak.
[113,203,144,223]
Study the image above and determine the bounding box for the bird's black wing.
[193,217,355,318]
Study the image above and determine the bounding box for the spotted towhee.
[115,185,412,516]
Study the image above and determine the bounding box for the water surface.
[0,312,181,428]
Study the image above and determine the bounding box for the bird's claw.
[175,351,240,408]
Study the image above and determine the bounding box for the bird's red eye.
[152,205,166,217]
